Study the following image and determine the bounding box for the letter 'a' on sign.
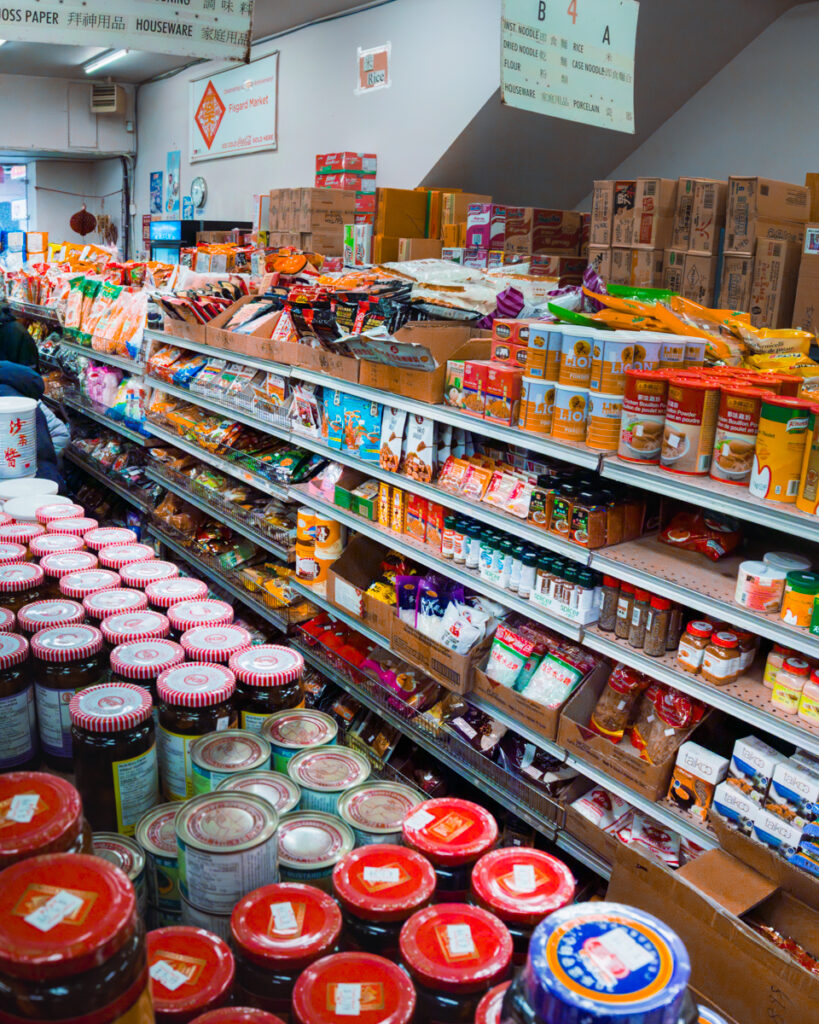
[500,0,639,134]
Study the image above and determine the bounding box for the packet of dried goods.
[589,663,650,744]
[485,625,536,688]
[659,510,742,561]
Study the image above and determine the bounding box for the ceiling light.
[84,49,128,74]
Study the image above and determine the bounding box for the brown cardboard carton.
[590,181,614,246]
[397,237,443,260]
[390,616,489,694]
[750,238,802,327]
[663,249,686,293]
[681,252,719,306]
[206,295,276,355]
[472,663,591,743]
[271,187,355,233]
[272,338,360,382]
[726,176,811,253]
[441,191,492,226]
[719,254,754,310]
[689,180,728,255]
[612,180,636,247]
[375,188,430,238]
[805,173,819,221]
[587,245,611,281]
[372,235,401,263]
[726,217,806,256]
[632,178,678,249]
[442,223,461,248]
[792,224,819,336]
[609,247,631,285]
[326,535,395,639]
[531,210,582,254]
[670,177,698,250]
[504,206,534,254]
[630,248,664,288]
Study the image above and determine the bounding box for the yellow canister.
[749,395,811,504]
[796,407,819,515]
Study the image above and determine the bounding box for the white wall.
[590,3,819,190]
[134,0,501,225]
[33,159,124,250]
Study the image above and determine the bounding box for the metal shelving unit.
[144,328,291,376]
[288,577,388,648]
[63,392,156,447]
[60,340,146,375]
[9,299,61,328]
[145,376,291,436]
[65,448,152,513]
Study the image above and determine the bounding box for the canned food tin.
[277,811,355,891]
[217,769,301,815]
[262,709,338,772]
[136,802,181,913]
[176,792,279,915]
[287,745,371,813]
[180,896,233,943]
[191,729,272,794]
[92,831,147,920]
[337,781,424,846]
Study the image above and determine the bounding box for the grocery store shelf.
[63,392,156,447]
[591,536,819,661]
[146,523,291,634]
[288,578,389,648]
[65,448,151,513]
[147,465,292,562]
[145,423,290,502]
[144,328,291,376]
[60,340,145,374]
[293,486,586,641]
[145,376,292,436]
[554,830,612,880]
[601,456,819,543]
[9,299,61,327]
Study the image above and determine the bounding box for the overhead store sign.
[189,50,279,162]
[501,0,639,134]
[0,0,253,61]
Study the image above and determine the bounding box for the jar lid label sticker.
[25,889,84,933]
[7,793,39,823]
[446,923,475,958]
[269,901,298,933]
[362,866,400,885]
[405,808,434,830]
[150,959,189,992]
[512,863,537,893]
[334,983,362,1016]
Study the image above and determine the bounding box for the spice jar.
[764,643,794,688]
[643,596,672,656]
[293,952,415,1024]
[772,657,810,714]
[469,848,576,966]
[99,542,157,570]
[0,562,45,614]
[32,623,106,771]
[59,567,121,600]
[402,798,499,900]
[17,598,84,636]
[231,882,342,1017]
[83,587,149,622]
[102,609,171,648]
[29,533,84,558]
[39,551,99,597]
[798,668,819,724]
[733,629,758,673]
[109,639,186,705]
[190,729,272,794]
[35,501,84,525]
[676,621,713,673]
[0,541,27,565]
[701,631,740,685]
[0,853,153,1023]
[400,903,512,1023]
[780,571,819,628]
[69,682,158,834]
[614,581,635,639]
[0,633,36,770]
[156,663,238,801]
[181,624,252,665]
[147,576,210,611]
[147,926,235,1021]
[628,588,650,648]
[229,645,305,732]
[216,770,301,816]
[83,526,138,551]
[598,576,620,632]
[666,605,684,650]
[333,844,436,957]
[47,516,99,538]
[0,772,89,867]
[168,599,234,639]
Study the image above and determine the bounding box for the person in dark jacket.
[0,360,64,488]
[0,304,39,369]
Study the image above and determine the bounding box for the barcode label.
[150,960,188,991]
[703,189,714,210]
[405,808,434,831]
[7,793,39,823]
[25,890,83,933]
[270,902,298,933]
[363,866,400,884]
[512,863,537,893]
[335,983,362,1016]
[644,180,656,196]
[446,923,475,956]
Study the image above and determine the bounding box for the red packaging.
[315,152,377,174]
[317,172,376,193]
[531,209,582,254]
[490,338,529,369]
[463,360,492,418]
[484,364,523,425]
[355,193,377,213]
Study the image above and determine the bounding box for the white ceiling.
[0,0,377,84]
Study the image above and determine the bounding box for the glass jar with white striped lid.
[229,645,304,733]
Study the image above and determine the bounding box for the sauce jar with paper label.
[83,587,149,622]
[676,621,712,674]
[772,658,810,714]
[70,682,159,835]
[120,560,179,591]
[229,645,305,733]
[16,599,84,635]
[39,551,99,598]
[147,925,235,1021]
[701,632,740,685]
[0,632,36,770]
[0,772,87,868]
[0,562,44,614]
[293,952,416,1024]
[168,599,233,641]
[147,577,209,612]
[181,624,252,665]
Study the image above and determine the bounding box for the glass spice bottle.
[598,576,620,632]
[614,582,635,639]
[628,588,651,648]
[643,596,673,657]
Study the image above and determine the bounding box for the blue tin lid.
[525,902,690,1024]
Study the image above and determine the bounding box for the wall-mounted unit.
[90,83,125,116]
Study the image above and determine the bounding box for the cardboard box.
[397,237,443,261]
[689,180,728,255]
[750,238,802,327]
[317,172,376,193]
[668,740,728,820]
[375,188,429,238]
[270,187,356,233]
[587,245,612,281]
[726,217,806,256]
[564,802,623,867]
[316,152,377,174]
[372,235,401,264]
[332,466,371,513]
[608,841,819,1024]
[726,176,811,253]
[390,615,489,693]
[504,206,534,254]
[806,173,819,222]
[612,180,636,247]
[532,209,582,254]
[529,255,586,284]
[326,535,395,639]
[670,177,698,250]
[556,670,700,800]
[442,191,492,226]
[663,249,686,293]
[792,224,819,336]
[590,180,614,246]
[466,204,506,249]
[679,252,719,306]
[719,253,754,310]
[632,178,678,249]
[490,338,528,369]
[630,248,665,288]
[609,247,632,285]
[442,224,461,248]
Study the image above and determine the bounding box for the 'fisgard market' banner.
[0,0,253,61]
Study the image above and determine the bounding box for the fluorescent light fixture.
[84,49,128,74]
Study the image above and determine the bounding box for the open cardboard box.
[391,615,490,695]
[325,534,394,640]
[163,313,211,345]
[608,842,819,1024]
[356,322,490,403]
[562,780,627,868]
[556,669,699,801]
[271,337,360,383]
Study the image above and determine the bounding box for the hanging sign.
[189,50,279,163]
[501,0,639,133]
[0,0,253,61]
[356,43,391,94]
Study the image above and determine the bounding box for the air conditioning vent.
[90,83,124,115]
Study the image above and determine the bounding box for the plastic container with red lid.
[229,644,305,732]
[17,598,85,634]
[99,542,157,570]
[59,567,121,600]
[70,682,158,834]
[332,843,436,956]
[181,624,253,664]
[83,526,138,551]
[469,848,576,963]
[35,502,84,524]
[0,772,86,868]
[293,952,416,1024]
[83,586,149,621]
[0,852,151,1021]
[0,561,45,614]
[0,540,28,564]
[156,663,238,801]
[402,798,499,900]
[168,599,234,638]
[399,903,511,1022]
[147,576,210,610]
[30,532,85,558]
[101,609,171,646]
[147,925,235,1022]
[191,1010,285,1024]
[47,516,99,538]
[475,982,510,1024]
[231,881,342,1015]
[121,559,180,590]
[0,522,45,545]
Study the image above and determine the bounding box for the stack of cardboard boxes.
[267,187,356,253]
[315,152,377,229]
[663,178,728,306]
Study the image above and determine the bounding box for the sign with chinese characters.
[189,50,279,163]
[0,404,37,479]
[501,0,639,133]
[356,43,391,94]
[0,0,252,61]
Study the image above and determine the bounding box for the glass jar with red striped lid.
[16,599,84,636]
[109,638,185,705]
[83,526,138,551]
[39,550,99,598]
[120,559,180,591]
[181,624,252,665]
[146,576,209,612]
[83,587,149,622]
[0,523,45,547]
[0,562,45,615]
[0,541,27,565]
[46,516,98,538]
[35,501,84,525]
[29,533,84,558]
[168,599,234,640]
[59,567,121,601]
[101,610,171,649]
[228,645,305,732]
[99,542,156,571]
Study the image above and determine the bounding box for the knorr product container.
[660,376,720,475]
[710,385,771,485]
[618,369,669,463]
[749,395,811,504]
